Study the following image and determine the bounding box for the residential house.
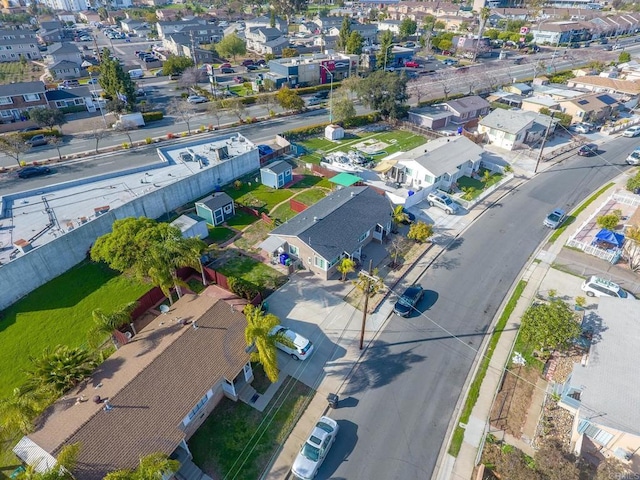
[298,21,320,35]
[41,0,87,11]
[78,11,101,24]
[566,76,640,97]
[559,93,618,124]
[156,19,207,41]
[442,95,490,125]
[260,160,293,189]
[558,298,640,474]
[327,22,378,45]
[532,83,588,101]
[45,87,100,112]
[0,29,42,62]
[45,42,82,66]
[56,11,76,23]
[313,16,344,32]
[408,106,455,130]
[386,136,483,205]
[170,214,209,239]
[163,35,217,62]
[195,192,235,226]
[37,25,64,44]
[265,187,392,279]
[246,27,288,55]
[120,19,147,34]
[245,15,288,34]
[503,83,533,96]
[13,294,254,480]
[0,81,49,123]
[156,9,180,21]
[531,21,591,45]
[378,19,402,35]
[48,60,82,79]
[478,109,556,151]
[521,96,560,113]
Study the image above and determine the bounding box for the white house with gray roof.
[478,109,555,151]
[264,186,392,279]
[559,298,640,473]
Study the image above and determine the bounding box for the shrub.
[122,142,130,149]
[142,111,163,122]
[167,132,175,139]
[60,105,87,114]
[145,137,153,144]
[240,96,257,105]
[342,112,381,128]
[20,129,62,140]
[227,276,259,300]
[596,210,622,230]
[627,171,640,192]
[282,122,330,140]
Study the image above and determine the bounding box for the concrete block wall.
[0,151,260,310]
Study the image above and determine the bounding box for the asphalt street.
[322,135,637,480]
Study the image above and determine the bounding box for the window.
[23,93,40,102]
[187,392,210,421]
[358,230,369,242]
[405,167,413,176]
[6,46,11,50]
[289,244,299,256]
[0,97,13,105]
[314,256,326,269]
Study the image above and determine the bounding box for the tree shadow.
[431,255,460,271]
[580,311,607,345]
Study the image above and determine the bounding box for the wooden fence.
[290,198,307,213]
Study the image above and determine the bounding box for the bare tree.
[207,100,226,128]
[48,135,64,161]
[168,98,198,134]
[179,66,205,91]
[0,133,29,166]
[407,80,427,105]
[433,69,455,100]
[114,119,138,145]
[88,119,110,154]
[222,97,247,122]
[256,93,277,117]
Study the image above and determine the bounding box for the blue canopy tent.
[592,229,625,249]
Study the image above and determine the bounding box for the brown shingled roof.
[568,76,640,95]
[27,294,249,480]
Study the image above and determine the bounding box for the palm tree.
[472,7,491,62]
[88,301,138,349]
[104,453,179,480]
[18,443,80,480]
[22,346,96,396]
[244,305,284,383]
[0,390,43,436]
[391,205,409,232]
[481,169,492,185]
[337,258,356,281]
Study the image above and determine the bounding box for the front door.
[214,208,224,225]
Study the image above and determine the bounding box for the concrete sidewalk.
[438,169,637,480]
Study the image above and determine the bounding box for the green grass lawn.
[226,210,260,230]
[290,174,332,189]
[0,262,149,399]
[294,188,327,206]
[270,203,296,223]
[215,254,286,290]
[188,378,313,480]
[0,62,43,84]
[458,169,504,200]
[207,226,236,244]
[226,183,294,212]
[228,85,254,97]
[298,129,428,164]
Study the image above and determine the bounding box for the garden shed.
[260,160,293,189]
[170,214,208,239]
[195,192,235,226]
[325,124,344,141]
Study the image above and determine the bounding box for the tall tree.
[376,30,394,70]
[346,31,364,55]
[215,33,247,61]
[472,7,491,62]
[88,301,138,349]
[28,107,66,132]
[399,18,417,39]
[337,258,356,281]
[270,0,307,21]
[21,346,96,396]
[104,453,179,480]
[330,91,356,123]
[275,87,305,112]
[0,390,44,436]
[162,55,194,76]
[221,97,247,122]
[99,51,136,108]
[0,133,29,167]
[168,98,198,134]
[520,300,581,352]
[244,305,289,383]
[337,16,352,52]
[354,70,409,120]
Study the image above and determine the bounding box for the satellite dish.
[160,305,170,314]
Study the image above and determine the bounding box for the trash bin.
[327,393,339,409]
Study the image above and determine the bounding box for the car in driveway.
[543,208,566,229]
[25,134,48,147]
[400,208,415,225]
[427,191,458,214]
[18,166,52,179]
[291,416,339,480]
[186,95,207,104]
[270,325,314,360]
[241,59,254,66]
[581,275,629,298]
[623,125,640,137]
[393,285,424,317]
[571,123,592,134]
[578,143,598,156]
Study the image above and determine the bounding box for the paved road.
[323,136,636,480]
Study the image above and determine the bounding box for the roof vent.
[350,191,356,197]
[313,216,319,222]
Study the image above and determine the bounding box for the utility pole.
[358,259,381,350]
[535,111,555,174]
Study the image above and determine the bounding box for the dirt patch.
[490,365,541,436]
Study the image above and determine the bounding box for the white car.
[291,416,339,480]
[627,148,640,165]
[571,123,591,134]
[186,95,208,104]
[270,326,314,360]
[581,275,629,299]
[623,125,640,137]
[427,191,459,215]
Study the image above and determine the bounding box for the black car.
[255,59,267,66]
[220,67,235,74]
[393,285,424,317]
[578,143,598,156]
[246,64,259,71]
[314,90,330,99]
[18,166,52,179]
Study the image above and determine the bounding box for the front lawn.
[215,254,286,291]
[0,262,149,399]
[188,378,313,480]
[457,169,504,200]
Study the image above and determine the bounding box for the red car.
[219,63,232,69]
[405,61,420,68]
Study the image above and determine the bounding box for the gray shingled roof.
[0,81,45,97]
[196,192,233,212]
[47,42,80,55]
[445,95,490,115]
[479,108,535,134]
[570,297,640,436]
[400,136,484,178]
[270,186,391,261]
[262,160,291,175]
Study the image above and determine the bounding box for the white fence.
[613,191,640,207]
[566,239,618,263]
[601,117,640,136]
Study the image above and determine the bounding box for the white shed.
[325,124,344,141]
[170,214,209,239]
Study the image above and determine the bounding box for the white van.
[581,275,629,298]
[128,68,144,79]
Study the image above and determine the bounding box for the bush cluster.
[20,129,62,139]
[142,111,164,122]
[227,276,259,300]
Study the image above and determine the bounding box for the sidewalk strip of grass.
[448,279,527,457]
[548,182,614,243]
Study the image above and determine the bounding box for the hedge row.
[142,111,163,122]
[227,276,260,300]
[21,129,62,139]
[281,112,381,140]
[60,105,87,114]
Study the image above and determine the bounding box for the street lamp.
[319,64,333,123]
